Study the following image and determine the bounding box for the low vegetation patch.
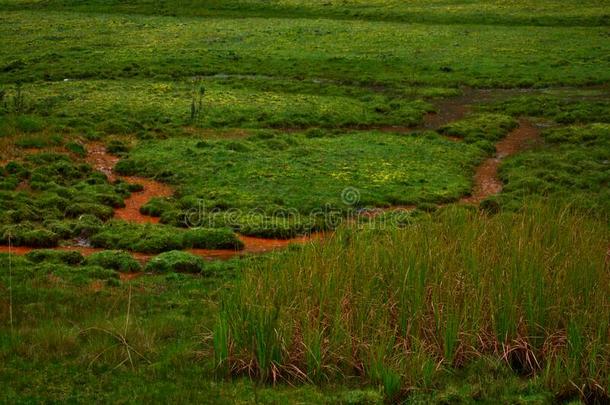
[482,95,610,124]
[85,250,142,273]
[25,249,84,265]
[439,113,517,145]
[0,154,129,245]
[116,131,486,236]
[89,221,243,253]
[144,250,206,274]
[491,123,610,213]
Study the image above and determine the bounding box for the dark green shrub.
[145,250,205,274]
[2,227,60,247]
[94,193,125,208]
[106,277,121,287]
[195,140,213,148]
[96,119,132,135]
[114,159,139,175]
[132,232,182,253]
[5,161,29,177]
[15,115,43,133]
[90,221,183,253]
[72,214,103,237]
[159,210,184,226]
[43,220,75,239]
[84,266,119,282]
[127,183,144,192]
[479,197,501,214]
[0,177,19,190]
[65,142,86,156]
[225,141,251,152]
[15,136,48,149]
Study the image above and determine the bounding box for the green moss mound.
[145,250,206,274]
[25,249,85,265]
[0,153,140,247]
[89,221,243,253]
[183,228,244,250]
[439,113,518,143]
[85,250,142,273]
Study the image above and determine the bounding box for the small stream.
[0,96,542,262]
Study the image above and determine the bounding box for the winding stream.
[0,105,541,262]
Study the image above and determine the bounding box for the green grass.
[115,130,486,236]
[0,9,609,87]
[215,203,609,401]
[0,251,398,403]
[2,0,609,27]
[0,252,341,403]
[491,123,610,214]
[439,113,518,143]
[1,0,610,402]
[85,250,142,273]
[0,79,434,135]
[481,93,610,124]
[89,221,243,253]
[144,250,206,274]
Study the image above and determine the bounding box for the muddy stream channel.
[0,93,542,265]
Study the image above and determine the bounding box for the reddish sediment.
[114,176,172,223]
[119,272,144,281]
[86,143,172,224]
[0,235,320,262]
[460,119,541,203]
[0,117,540,263]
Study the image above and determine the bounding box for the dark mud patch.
[424,100,471,130]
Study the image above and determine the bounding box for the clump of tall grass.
[214,202,609,401]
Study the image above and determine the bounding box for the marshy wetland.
[1,1,609,403]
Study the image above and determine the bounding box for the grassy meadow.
[1,0,609,403]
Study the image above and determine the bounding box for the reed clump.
[215,202,609,401]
